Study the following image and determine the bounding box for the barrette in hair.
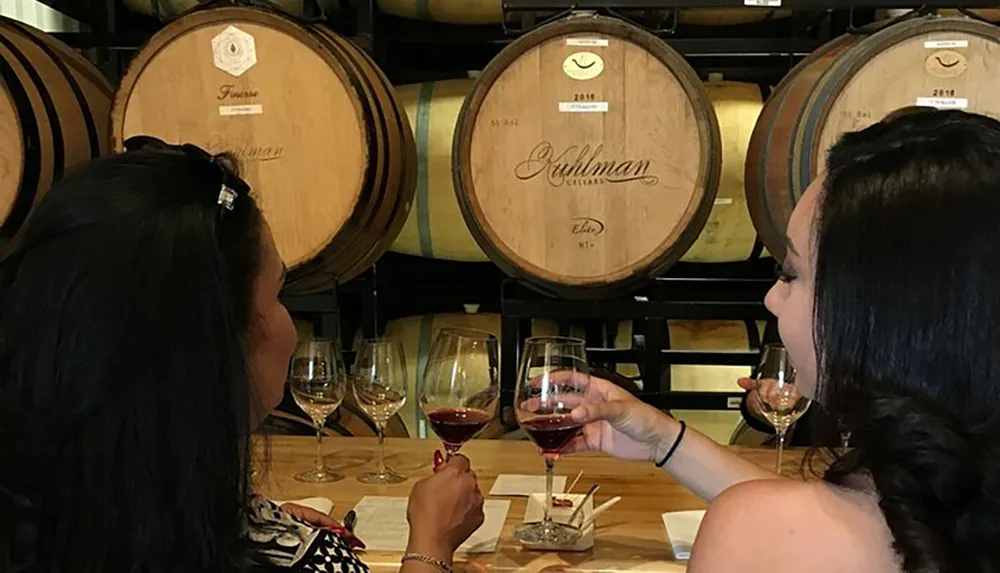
[122,135,251,214]
[217,184,237,211]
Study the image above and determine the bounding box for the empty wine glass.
[513,336,590,546]
[353,338,408,485]
[289,338,348,483]
[421,328,500,458]
[749,344,810,475]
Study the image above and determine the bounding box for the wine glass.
[289,338,348,483]
[353,338,408,485]
[749,344,810,475]
[513,336,590,546]
[421,328,500,458]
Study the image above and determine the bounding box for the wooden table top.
[255,436,810,573]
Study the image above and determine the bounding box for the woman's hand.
[738,377,795,421]
[405,454,485,561]
[562,375,678,463]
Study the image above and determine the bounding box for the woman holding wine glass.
[562,109,1000,572]
[0,139,486,573]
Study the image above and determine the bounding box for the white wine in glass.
[353,338,408,485]
[750,344,810,475]
[289,338,348,483]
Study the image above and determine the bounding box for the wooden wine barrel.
[684,80,769,263]
[374,0,788,26]
[745,34,861,262]
[393,78,489,262]
[454,14,721,299]
[394,78,768,264]
[0,16,113,242]
[111,6,416,293]
[122,0,341,20]
[747,17,1000,261]
[365,310,560,438]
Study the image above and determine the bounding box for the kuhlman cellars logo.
[513,142,659,187]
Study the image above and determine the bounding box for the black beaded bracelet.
[655,420,687,468]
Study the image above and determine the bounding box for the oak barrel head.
[453,14,721,300]
[111,7,375,289]
[748,16,1000,259]
[798,16,1000,192]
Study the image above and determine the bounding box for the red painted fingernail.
[433,450,444,470]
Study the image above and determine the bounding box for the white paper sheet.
[661,509,706,560]
[351,496,510,553]
[489,474,567,496]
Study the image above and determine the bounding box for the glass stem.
[775,431,785,476]
[314,423,324,473]
[376,422,387,475]
[543,458,555,525]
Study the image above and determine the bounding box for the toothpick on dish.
[566,470,583,493]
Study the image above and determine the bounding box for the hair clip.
[123,136,250,215]
[218,184,237,211]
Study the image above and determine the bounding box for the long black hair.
[815,109,1000,573]
[0,140,267,573]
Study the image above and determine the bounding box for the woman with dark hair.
[562,108,1000,572]
[0,139,484,573]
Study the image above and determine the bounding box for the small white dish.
[519,492,595,552]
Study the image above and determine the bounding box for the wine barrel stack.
[14,2,1000,446]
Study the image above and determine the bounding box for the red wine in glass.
[520,414,583,454]
[421,328,499,457]
[426,407,492,451]
[513,336,590,546]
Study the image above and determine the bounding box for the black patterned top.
[246,496,369,573]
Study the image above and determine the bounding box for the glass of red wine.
[421,328,500,458]
[512,336,590,546]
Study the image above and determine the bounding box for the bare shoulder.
[687,479,894,573]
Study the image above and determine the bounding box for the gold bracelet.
[402,552,453,573]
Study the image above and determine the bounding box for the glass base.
[357,469,407,485]
[513,520,582,546]
[295,468,344,483]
